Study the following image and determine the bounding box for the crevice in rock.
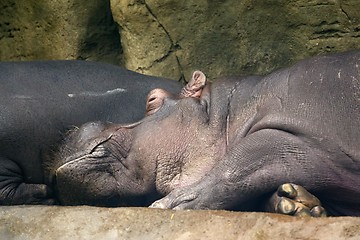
[176,56,186,83]
[140,0,183,80]
[136,43,177,70]
[296,2,335,8]
[339,3,352,24]
[143,1,174,48]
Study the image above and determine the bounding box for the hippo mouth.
[51,122,151,204]
[53,152,151,206]
[53,154,120,205]
[55,155,92,174]
[51,153,110,189]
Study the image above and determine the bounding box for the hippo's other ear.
[146,88,172,116]
[180,70,207,98]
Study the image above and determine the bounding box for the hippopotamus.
[50,51,360,216]
[0,60,182,205]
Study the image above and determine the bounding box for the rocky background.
[1,0,360,81]
[0,1,122,65]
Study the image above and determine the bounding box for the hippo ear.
[146,89,172,116]
[180,70,207,98]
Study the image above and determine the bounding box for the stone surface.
[0,206,359,240]
[2,1,359,80]
[0,0,122,65]
[111,0,360,81]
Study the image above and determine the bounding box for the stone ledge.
[0,206,359,239]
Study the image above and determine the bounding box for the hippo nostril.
[148,97,156,103]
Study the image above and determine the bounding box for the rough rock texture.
[0,0,122,65]
[1,1,359,80]
[111,0,360,81]
[0,206,359,240]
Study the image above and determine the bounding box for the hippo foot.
[267,183,327,217]
[149,189,198,210]
[149,184,206,210]
[149,179,222,210]
[0,183,56,205]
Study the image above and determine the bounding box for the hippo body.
[0,60,181,205]
[54,51,360,216]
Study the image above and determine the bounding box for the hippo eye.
[90,144,109,158]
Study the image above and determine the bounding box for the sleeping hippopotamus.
[0,60,181,205]
[51,51,360,216]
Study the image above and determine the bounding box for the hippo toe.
[267,183,327,217]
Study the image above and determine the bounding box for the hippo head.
[50,71,225,206]
[46,121,150,206]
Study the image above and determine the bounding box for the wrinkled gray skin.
[53,51,360,216]
[0,60,181,205]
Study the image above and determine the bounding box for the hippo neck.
[207,76,261,131]
[208,76,263,146]
[156,125,227,195]
[162,78,261,193]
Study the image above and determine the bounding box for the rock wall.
[111,0,360,81]
[1,206,359,240]
[0,0,122,65]
[1,0,360,80]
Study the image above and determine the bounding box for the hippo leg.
[0,157,55,205]
[265,183,327,217]
[150,130,352,214]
